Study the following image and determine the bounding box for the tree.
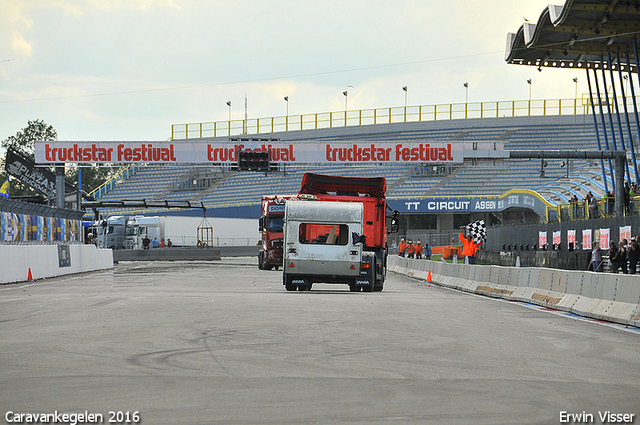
[1,119,57,155]
[1,119,123,201]
[1,120,58,199]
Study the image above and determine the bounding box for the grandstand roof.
[505,0,640,72]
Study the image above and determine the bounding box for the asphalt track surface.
[1,258,639,425]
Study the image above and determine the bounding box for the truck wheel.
[258,252,264,270]
[284,274,296,291]
[374,255,385,291]
[373,278,384,292]
[349,283,358,292]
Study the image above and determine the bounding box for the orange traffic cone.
[27,268,33,281]
[426,270,432,283]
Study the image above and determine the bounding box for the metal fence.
[170,95,636,140]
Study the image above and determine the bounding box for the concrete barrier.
[1,244,113,284]
[389,256,640,328]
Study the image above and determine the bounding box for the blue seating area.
[93,114,640,215]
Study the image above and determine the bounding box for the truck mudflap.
[351,252,375,292]
[283,274,312,291]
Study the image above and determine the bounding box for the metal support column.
[607,52,631,183]
[601,56,619,152]
[55,165,65,209]
[586,67,610,194]
[593,67,615,192]
[628,41,640,184]
[617,52,639,184]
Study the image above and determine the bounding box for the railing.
[88,164,140,200]
[170,95,633,140]
[548,196,639,222]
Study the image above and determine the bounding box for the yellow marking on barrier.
[531,293,561,305]
[476,285,514,296]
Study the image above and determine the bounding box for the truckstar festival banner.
[34,140,464,164]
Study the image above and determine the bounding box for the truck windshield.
[299,223,349,245]
[267,217,284,232]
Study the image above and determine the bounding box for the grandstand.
[90,113,636,221]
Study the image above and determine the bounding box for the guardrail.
[389,255,640,328]
[170,95,639,140]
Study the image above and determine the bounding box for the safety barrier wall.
[388,256,640,328]
[0,244,113,284]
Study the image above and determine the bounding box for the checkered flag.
[466,220,486,245]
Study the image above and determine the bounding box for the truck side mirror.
[258,216,264,232]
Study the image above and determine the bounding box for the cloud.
[0,0,178,58]
[0,1,33,56]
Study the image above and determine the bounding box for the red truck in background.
[282,173,399,292]
[258,195,296,270]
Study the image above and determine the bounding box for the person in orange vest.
[415,240,423,259]
[459,227,482,264]
[398,238,407,257]
[407,240,416,258]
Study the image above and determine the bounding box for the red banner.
[35,140,465,164]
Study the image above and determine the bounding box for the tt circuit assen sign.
[388,191,552,218]
[34,140,463,165]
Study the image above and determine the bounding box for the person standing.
[459,227,482,264]
[415,240,423,259]
[425,243,432,260]
[142,234,151,250]
[407,240,415,259]
[618,239,628,274]
[589,241,602,272]
[628,237,640,274]
[398,238,407,257]
[608,241,620,273]
[589,194,599,219]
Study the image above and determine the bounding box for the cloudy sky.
[0,0,582,146]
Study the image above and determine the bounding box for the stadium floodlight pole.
[464,82,469,118]
[343,91,348,126]
[527,79,532,115]
[509,150,626,217]
[284,96,289,131]
[226,101,231,121]
[403,86,408,121]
